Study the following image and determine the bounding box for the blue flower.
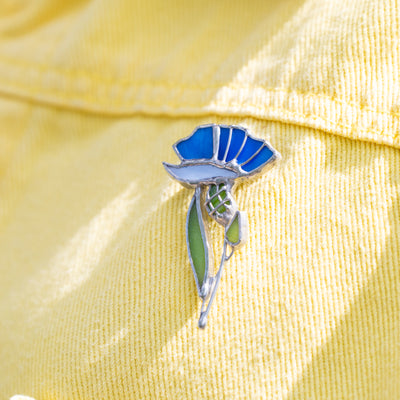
[163,124,279,187]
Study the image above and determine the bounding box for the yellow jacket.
[1,0,399,398]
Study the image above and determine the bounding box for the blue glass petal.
[217,127,230,160]
[176,126,214,160]
[241,146,274,173]
[236,137,264,165]
[225,128,245,162]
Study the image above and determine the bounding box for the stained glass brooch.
[163,124,280,328]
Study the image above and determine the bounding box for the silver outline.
[231,133,248,163]
[206,183,229,209]
[239,143,265,166]
[163,162,238,188]
[205,182,237,226]
[186,186,212,299]
[173,123,215,161]
[222,126,232,162]
[163,123,280,328]
[206,184,226,204]
[225,211,248,249]
[165,123,281,186]
[212,125,220,161]
[209,198,232,216]
[198,240,230,329]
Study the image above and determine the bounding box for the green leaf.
[226,212,240,246]
[186,191,208,290]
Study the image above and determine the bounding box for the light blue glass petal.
[176,126,214,160]
[241,146,274,172]
[217,127,230,160]
[225,128,245,162]
[163,163,238,185]
[236,136,264,165]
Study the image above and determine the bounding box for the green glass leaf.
[226,212,240,246]
[187,191,208,289]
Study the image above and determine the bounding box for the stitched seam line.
[0,82,397,146]
[0,55,400,119]
[0,60,399,148]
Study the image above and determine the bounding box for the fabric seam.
[0,55,399,119]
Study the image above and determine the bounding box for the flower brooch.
[163,124,280,328]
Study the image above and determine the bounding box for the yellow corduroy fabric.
[1,0,400,399]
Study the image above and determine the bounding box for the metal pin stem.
[198,240,233,328]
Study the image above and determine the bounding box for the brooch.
[163,124,280,328]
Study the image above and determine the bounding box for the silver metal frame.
[163,123,281,188]
[163,124,280,328]
[205,181,236,226]
[225,210,248,249]
[186,186,213,299]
